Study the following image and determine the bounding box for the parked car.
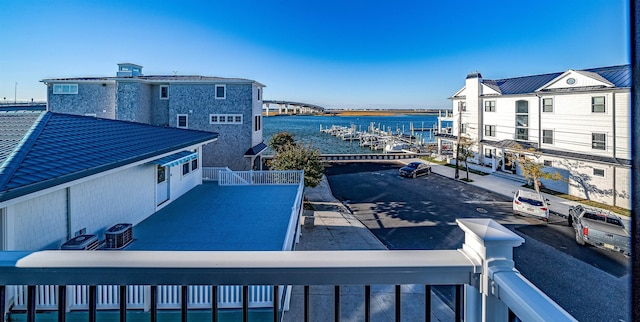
[399,162,431,178]
[512,189,549,221]
[568,205,630,256]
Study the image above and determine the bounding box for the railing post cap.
[457,218,524,248]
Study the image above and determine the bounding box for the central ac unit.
[61,234,99,250]
[104,223,133,249]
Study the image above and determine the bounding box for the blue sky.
[0,0,629,109]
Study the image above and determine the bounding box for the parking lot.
[324,162,631,322]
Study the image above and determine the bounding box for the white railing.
[217,170,304,186]
[201,167,232,181]
[13,284,274,311]
[0,219,576,322]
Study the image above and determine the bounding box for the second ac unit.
[104,223,133,249]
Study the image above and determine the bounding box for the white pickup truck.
[568,205,630,257]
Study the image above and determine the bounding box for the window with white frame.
[215,85,226,99]
[484,125,495,137]
[458,101,466,112]
[515,100,529,140]
[177,114,188,128]
[592,133,606,150]
[542,98,553,112]
[484,101,495,112]
[591,96,605,113]
[53,84,78,94]
[182,162,190,176]
[461,123,467,134]
[542,130,553,144]
[160,85,169,99]
[257,88,261,101]
[593,168,605,177]
[484,148,493,159]
[254,115,261,131]
[210,114,242,124]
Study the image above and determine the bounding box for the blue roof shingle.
[0,111,218,202]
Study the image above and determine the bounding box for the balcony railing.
[0,219,575,322]
[213,170,304,186]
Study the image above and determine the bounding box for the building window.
[515,100,528,140]
[461,124,467,134]
[593,168,605,177]
[484,101,495,112]
[484,125,495,137]
[257,88,261,101]
[177,114,188,128]
[458,101,466,112]
[542,98,553,112]
[210,114,242,124]
[484,148,493,159]
[254,115,262,131]
[191,158,198,171]
[182,162,190,176]
[157,165,166,184]
[592,133,606,150]
[53,84,78,94]
[215,85,226,99]
[160,85,169,99]
[542,130,553,144]
[543,160,552,167]
[591,96,605,113]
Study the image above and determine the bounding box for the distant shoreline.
[263,109,448,117]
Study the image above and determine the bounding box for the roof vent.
[104,223,133,249]
[117,63,143,77]
[61,234,99,250]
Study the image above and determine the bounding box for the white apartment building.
[439,65,631,209]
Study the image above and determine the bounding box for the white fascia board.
[40,79,116,85]
[451,86,466,98]
[0,140,215,209]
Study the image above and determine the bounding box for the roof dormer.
[536,69,614,92]
[117,63,143,77]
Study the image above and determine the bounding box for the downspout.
[66,187,71,240]
[537,94,542,148]
[612,91,617,207]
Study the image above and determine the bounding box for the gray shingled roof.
[0,111,218,202]
[456,65,631,97]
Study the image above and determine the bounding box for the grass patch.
[521,184,630,217]
[420,156,448,165]
[444,163,489,176]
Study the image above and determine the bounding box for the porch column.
[457,219,525,322]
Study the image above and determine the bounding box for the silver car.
[512,189,549,222]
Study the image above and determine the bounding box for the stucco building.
[42,63,266,170]
[439,65,631,209]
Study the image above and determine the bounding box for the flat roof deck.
[127,182,299,251]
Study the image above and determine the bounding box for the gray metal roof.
[466,65,631,96]
[0,111,218,202]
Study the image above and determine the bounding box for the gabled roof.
[0,111,218,202]
[465,64,631,96]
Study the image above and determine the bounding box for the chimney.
[117,63,143,77]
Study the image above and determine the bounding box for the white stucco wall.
[7,189,67,250]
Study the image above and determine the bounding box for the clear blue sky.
[0,0,629,109]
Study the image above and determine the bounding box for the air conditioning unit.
[61,234,99,250]
[104,223,133,249]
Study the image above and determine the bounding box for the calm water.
[263,114,448,154]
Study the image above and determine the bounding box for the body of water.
[263,114,449,154]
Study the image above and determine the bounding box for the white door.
[156,165,169,205]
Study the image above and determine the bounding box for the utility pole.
[454,101,463,179]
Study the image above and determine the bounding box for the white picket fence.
[13,284,277,311]
[216,170,304,186]
[201,167,232,181]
